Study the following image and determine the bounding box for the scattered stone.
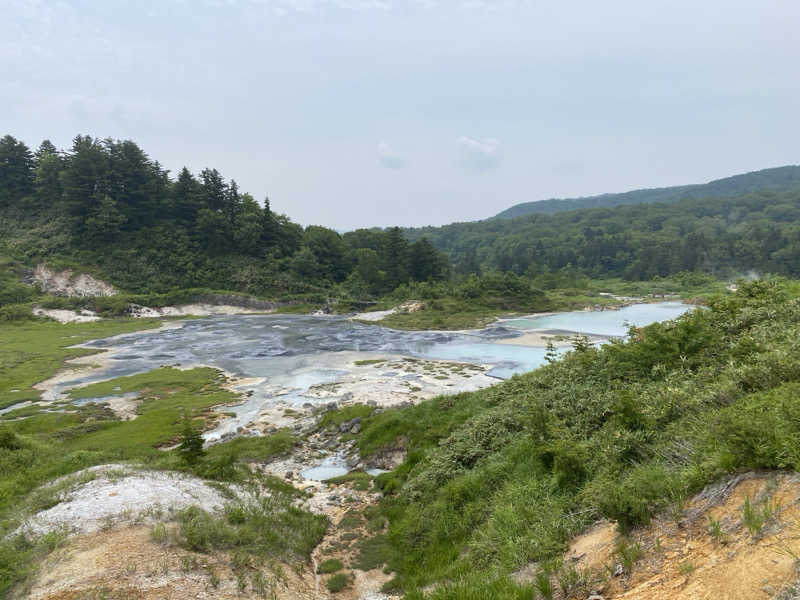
[613,564,624,577]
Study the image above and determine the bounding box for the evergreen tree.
[233,193,264,255]
[223,179,242,225]
[170,167,202,225]
[0,135,34,207]
[261,196,279,248]
[200,168,226,212]
[33,141,63,211]
[105,139,157,230]
[408,238,446,281]
[34,140,58,163]
[196,207,230,253]
[61,135,111,236]
[382,226,409,288]
[84,194,127,243]
[177,418,206,466]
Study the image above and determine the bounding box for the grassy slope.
[348,279,800,598]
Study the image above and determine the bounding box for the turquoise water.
[420,342,550,379]
[502,302,692,337]
[52,302,692,421]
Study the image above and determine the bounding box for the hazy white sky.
[3,0,799,229]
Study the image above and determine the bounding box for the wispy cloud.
[457,136,501,171]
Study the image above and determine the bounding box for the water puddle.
[301,453,350,481]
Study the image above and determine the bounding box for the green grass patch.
[325,471,373,490]
[317,558,344,574]
[354,534,390,571]
[326,572,348,593]
[317,404,374,429]
[0,318,162,409]
[337,509,363,531]
[205,430,295,463]
[174,492,328,563]
[377,302,502,331]
[64,367,236,455]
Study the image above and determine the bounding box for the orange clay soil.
[548,472,800,600]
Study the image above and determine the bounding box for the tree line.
[0,134,448,296]
[406,184,800,280]
[492,164,800,219]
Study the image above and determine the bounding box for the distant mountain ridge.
[493,165,800,219]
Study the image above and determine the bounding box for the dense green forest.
[2,132,798,311]
[406,183,800,280]
[493,165,800,219]
[0,134,448,298]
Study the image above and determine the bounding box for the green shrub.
[326,572,348,593]
[317,558,344,574]
[177,419,206,466]
[174,495,328,562]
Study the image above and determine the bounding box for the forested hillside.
[0,134,448,298]
[406,185,800,280]
[493,165,800,219]
[3,133,799,308]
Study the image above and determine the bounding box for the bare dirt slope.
[26,525,316,600]
[22,476,390,600]
[32,265,117,297]
[547,472,800,600]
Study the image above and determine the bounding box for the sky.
[3,0,799,230]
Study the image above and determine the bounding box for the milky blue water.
[502,302,691,337]
[46,302,692,410]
